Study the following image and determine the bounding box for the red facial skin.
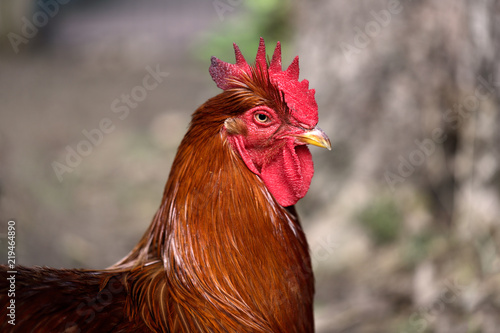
[226,106,314,207]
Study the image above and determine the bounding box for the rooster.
[0,38,330,332]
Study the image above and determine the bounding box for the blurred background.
[0,0,499,332]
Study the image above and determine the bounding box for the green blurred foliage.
[402,232,434,268]
[357,198,403,245]
[193,0,294,65]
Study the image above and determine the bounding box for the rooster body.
[1,38,330,332]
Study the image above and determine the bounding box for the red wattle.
[227,135,314,207]
[259,142,314,207]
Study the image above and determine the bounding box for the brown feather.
[113,88,314,332]
[0,61,314,332]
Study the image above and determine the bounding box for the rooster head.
[209,37,330,207]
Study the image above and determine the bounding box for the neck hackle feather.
[0,38,316,333]
[113,38,315,332]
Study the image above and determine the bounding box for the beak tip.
[326,139,332,151]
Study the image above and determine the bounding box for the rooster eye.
[255,113,269,123]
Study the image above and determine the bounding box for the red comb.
[209,37,318,128]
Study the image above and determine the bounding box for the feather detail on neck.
[112,94,314,332]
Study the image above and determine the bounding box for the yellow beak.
[295,127,331,150]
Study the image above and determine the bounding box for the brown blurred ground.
[1,1,499,332]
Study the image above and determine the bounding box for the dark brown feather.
[113,90,314,332]
[0,66,314,332]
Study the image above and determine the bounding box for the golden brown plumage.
[0,38,330,332]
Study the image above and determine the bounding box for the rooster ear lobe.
[224,117,247,135]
